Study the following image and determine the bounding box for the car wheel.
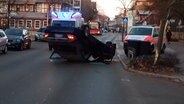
[27,43,31,49]
[2,45,8,54]
[18,44,24,51]
[35,36,38,41]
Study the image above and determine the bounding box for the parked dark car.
[5,28,32,50]
[34,27,48,41]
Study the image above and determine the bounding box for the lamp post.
[7,0,10,28]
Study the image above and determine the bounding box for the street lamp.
[7,0,10,28]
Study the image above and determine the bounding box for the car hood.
[7,35,22,40]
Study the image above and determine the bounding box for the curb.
[117,54,184,84]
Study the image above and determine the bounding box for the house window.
[36,3,48,13]
[55,4,61,12]
[10,19,15,27]
[43,20,48,27]
[26,20,32,28]
[1,19,7,27]
[34,20,41,29]
[0,2,7,13]
[18,19,24,28]
[11,5,16,12]
[25,5,34,12]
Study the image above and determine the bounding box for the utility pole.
[7,0,10,28]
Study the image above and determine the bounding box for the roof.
[12,12,47,19]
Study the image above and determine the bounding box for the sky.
[91,0,132,19]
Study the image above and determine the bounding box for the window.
[18,19,24,28]
[129,27,152,35]
[1,19,7,26]
[11,5,16,12]
[34,20,41,29]
[43,20,48,27]
[0,2,7,13]
[55,4,61,12]
[52,20,75,27]
[10,19,15,27]
[26,20,32,29]
[0,32,5,37]
[36,3,48,13]
[25,5,33,12]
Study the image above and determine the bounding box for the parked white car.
[0,29,8,54]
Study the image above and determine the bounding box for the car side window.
[153,28,159,37]
[0,32,5,37]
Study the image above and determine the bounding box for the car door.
[0,31,7,50]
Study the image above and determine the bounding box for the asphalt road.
[0,33,184,104]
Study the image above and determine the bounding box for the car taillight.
[67,34,76,42]
[44,33,49,38]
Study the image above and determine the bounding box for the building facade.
[0,0,97,30]
[134,0,159,25]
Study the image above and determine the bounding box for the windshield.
[5,28,23,36]
[89,23,100,29]
[52,20,75,27]
[129,28,152,35]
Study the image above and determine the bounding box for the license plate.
[55,34,63,38]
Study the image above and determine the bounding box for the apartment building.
[0,0,73,30]
[134,0,159,25]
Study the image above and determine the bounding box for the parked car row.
[0,28,32,54]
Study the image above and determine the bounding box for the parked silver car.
[0,29,8,54]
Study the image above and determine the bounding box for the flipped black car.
[46,25,116,63]
[5,28,32,50]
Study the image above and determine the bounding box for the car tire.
[2,45,8,54]
[35,36,38,41]
[27,43,31,49]
[18,43,24,51]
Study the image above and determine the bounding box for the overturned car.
[45,11,116,63]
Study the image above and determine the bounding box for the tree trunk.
[154,19,168,65]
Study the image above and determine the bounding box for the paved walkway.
[117,32,184,83]
[166,41,184,75]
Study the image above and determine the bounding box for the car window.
[5,28,23,36]
[153,28,159,37]
[0,32,5,37]
[52,20,75,27]
[129,27,152,35]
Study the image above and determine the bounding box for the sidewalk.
[118,40,184,84]
[167,41,184,75]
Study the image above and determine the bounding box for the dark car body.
[34,27,47,41]
[46,26,91,60]
[5,28,32,50]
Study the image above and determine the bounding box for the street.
[0,33,184,104]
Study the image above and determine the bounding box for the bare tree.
[143,0,184,65]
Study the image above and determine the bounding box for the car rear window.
[5,28,22,36]
[52,21,75,27]
[129,28,152,35]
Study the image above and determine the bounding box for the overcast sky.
[92,0,133,19]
